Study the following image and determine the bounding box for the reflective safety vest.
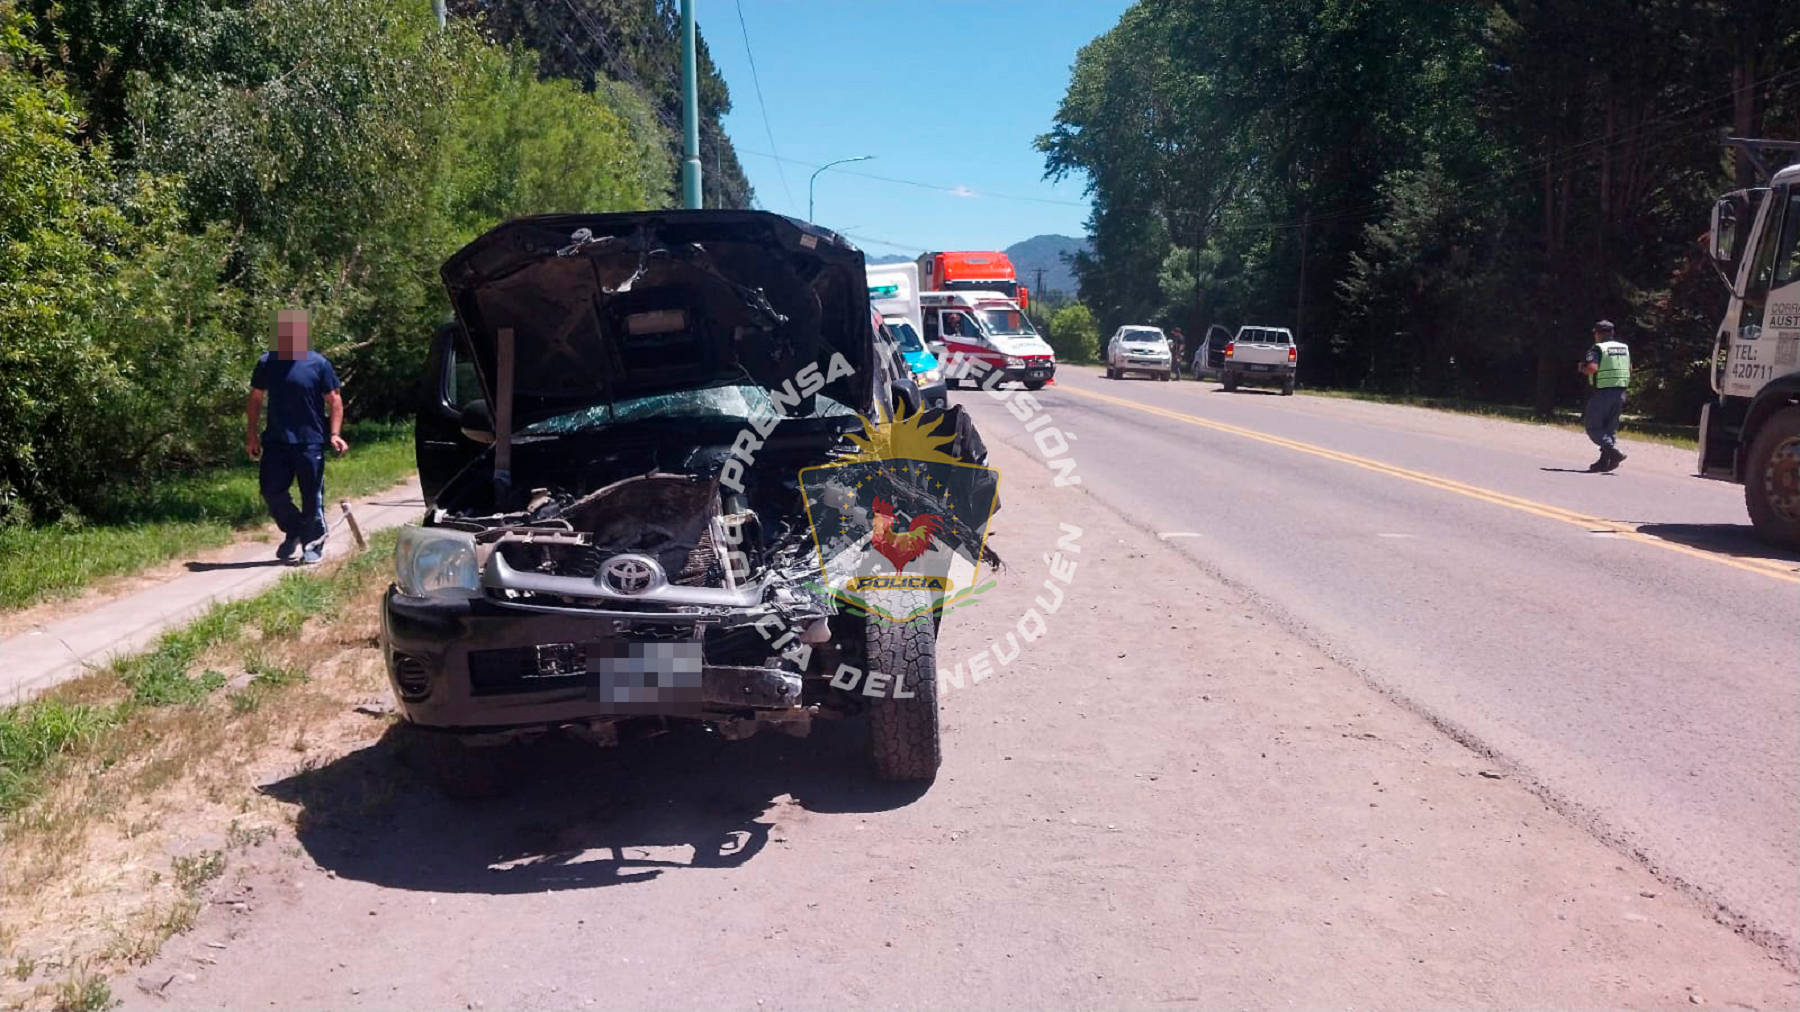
[1591,340,1630,389]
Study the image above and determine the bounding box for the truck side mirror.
[459,400,496,444]
[889,379,921,418]
[1711,195,1744,265]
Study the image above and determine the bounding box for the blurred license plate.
[1247,364,1272,371]
[590,641,703,709]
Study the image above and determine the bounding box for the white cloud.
[949,185,978,199]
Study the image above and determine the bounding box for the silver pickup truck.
[1221,326,1297,395]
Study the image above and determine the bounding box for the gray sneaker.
[301,542,325,565]
[276,536,300,561]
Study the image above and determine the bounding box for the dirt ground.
[30,433,1790,1009]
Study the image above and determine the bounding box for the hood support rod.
[494,326,515,500]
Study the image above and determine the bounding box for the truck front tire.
[1745,407,1800,549]
[865,606,942,783]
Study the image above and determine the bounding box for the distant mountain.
[857,235,1090,296]
[1005,234,1088,297]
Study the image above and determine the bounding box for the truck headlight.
[1004,356,1026,368]
[921,368,943,383]
[395,525,479,596]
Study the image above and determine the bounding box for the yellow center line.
[1059,384,1800,585]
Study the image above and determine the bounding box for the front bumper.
[1118,358,1171,372]
[381,586,809,731]
[997,362,1056,385]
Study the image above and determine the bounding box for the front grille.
[391,652,431,701]
[496,540,605,579]
[494,538,723,588]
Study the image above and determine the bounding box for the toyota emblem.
[600,554,660,595]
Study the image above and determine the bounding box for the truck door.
[938,308,999,378]
[1727,185,1800,399]
[415,322,490,507]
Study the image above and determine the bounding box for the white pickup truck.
[1220,326,1297,395]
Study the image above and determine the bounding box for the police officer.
[1578,319,1630,472]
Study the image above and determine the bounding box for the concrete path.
[0,479,423,705]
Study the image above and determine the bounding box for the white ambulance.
[920,291,1056,390]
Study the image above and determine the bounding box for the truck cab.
[917,251,1030,312]
[921,290,1056,390]
[1698,147,1800,547]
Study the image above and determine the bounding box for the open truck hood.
[440,211,876,428]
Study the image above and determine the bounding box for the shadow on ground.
[260,720,925,895]
[1635,522,1800,567]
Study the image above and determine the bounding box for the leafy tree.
[1048,304,1101,364]
[1,0,697,519]
[1041,0,1800,419]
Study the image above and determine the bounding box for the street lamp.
[808,155,874,222]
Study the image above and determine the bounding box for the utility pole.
[1034,267,1045,300]
[679,0,702,209]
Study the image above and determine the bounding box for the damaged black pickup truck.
[381,211,998,794]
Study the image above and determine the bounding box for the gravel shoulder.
[114,433,1794,1010]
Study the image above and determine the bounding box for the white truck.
[1697,138,1800,548]
[867,262,922,337]
[1219,325,1298,395]
[1104,325,1173,380]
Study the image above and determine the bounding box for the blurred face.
[1594,328,1611,341]
[276,309,309,360]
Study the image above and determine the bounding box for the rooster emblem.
[869,496,945,572]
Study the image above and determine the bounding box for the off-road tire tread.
[866,608,941,783]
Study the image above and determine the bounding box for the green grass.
[0,530,397,817]
[0,420,414,611]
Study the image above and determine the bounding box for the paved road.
[961,367,1800,963]
[116,427,1793,1010]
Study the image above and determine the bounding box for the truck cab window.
[1774,191,1800,286]
[1745,187,1787,305]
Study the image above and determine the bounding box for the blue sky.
[698,1,1131,256]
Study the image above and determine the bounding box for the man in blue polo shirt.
[246,309,348,564]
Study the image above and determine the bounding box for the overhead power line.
[733,0,795,213]
[737,149,1090,208]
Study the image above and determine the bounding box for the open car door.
[415,322,490,507]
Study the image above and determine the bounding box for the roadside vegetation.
[0,0,751,536]
[0,531,399,1006]
[1039,0,1795,425]
[1293,386,1701,449]
[0,421,414,612]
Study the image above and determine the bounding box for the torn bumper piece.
[381,587,808,731]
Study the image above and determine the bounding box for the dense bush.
[1048,304,1101,364]
[1,0,712,524]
